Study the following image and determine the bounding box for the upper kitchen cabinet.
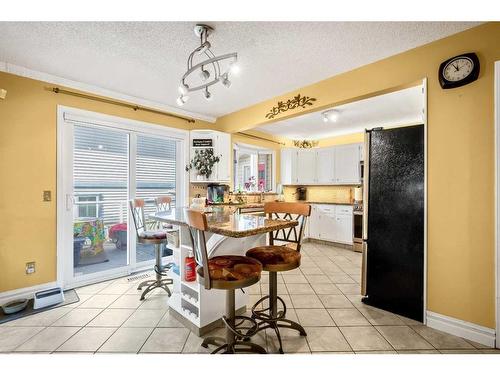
[296,149,317,184]
[280,148,298,185]
[333,144,362,184]
[190,130,231,183]
[316,147,335,184]
[280,143,362,185]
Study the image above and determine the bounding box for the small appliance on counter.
[353,192,363,253]
[190,194,206,209]
[207,184,228,204]
[295,186,307,201]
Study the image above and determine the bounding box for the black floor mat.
[0,289,80,325]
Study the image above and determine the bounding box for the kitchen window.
[233,144,275,192]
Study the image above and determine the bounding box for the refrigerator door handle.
[362,130,370,240]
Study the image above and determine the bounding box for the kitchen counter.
[288,201,354,206]
[148,206,298,335]
[208,202,265,209]
[150,206,297,238]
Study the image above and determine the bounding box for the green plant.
[185,148,221,178]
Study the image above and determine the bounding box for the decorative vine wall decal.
[265,94,317,119]
[292,140,319,148]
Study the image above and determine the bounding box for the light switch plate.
[43,190,51,202]
[0,89,6,100]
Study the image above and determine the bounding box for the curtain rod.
[236,132,285,146]
[50,87,195,123]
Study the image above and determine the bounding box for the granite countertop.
[302,201,354,206]
[150,207,297,238]
[208,202,265,209]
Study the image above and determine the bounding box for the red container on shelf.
[184,251,197,282]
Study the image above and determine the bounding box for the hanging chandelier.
[177,24,239,106]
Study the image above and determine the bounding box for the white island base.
[168,225,266,336]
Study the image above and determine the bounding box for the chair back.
[155,196,172,212]
[184,209,212,290]
[129,199,147,236]
[264,202,311,252]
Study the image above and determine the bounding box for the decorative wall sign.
[265,94,317,119]
[293,140,319,148]
[192,139,213,147]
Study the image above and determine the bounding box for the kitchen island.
[150,206,297,336]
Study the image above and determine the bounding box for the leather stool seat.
[246,245,301,272]
[197,255,263,289]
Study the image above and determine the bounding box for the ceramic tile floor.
[1,242,499,354]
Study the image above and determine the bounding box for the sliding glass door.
[72,125,130,278]
[134,134,177,266]
[58,107,187,289]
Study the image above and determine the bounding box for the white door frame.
[495,61,500,349]
[56,105,189,289]
[422,78,428,324]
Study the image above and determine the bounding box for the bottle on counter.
[184,250,196,282]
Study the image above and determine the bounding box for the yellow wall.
[217,23,500,328]
[0,72,212,293]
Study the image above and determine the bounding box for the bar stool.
[246,202,311,354]
[184,209,267,354]
[129,198,173,300]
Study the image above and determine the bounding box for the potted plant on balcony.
[185,148,221,180]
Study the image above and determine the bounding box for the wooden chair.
[129,198,173,300]
[245,202,311,353]
[184,209,267,354]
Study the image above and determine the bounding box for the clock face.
[443,57,474,82]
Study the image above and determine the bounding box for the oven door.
[353,212,363,252]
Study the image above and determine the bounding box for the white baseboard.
[426,310,496,348]
[0,282,58,306]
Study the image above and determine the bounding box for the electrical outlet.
[26,262,36,275]
[43,190,51,202]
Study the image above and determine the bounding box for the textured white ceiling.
[258,86,424,140]
[0,22,479,118]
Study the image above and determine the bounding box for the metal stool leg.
[251,270,307,354]
[202,289,267,354]
[139,243,173,300]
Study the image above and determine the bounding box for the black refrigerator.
[361,125,424,322]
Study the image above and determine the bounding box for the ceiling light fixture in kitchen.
[322,109,340,123]
[177,24,239,106]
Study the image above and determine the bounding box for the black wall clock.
[438,52,480,89]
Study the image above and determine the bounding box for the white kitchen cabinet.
[214,132,231,182]
[316,147,335,184]
[296,149,317,184]
[319,212,337,242]
[306,204,353,245]
[190,130,231,183]
[280,148,298,185]
[334,215,353,244]
[333,144,361,184]
[280,143,362,186]
[307,205,320,239]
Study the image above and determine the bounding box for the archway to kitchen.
[252,79,428,323]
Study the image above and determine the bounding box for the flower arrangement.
[244,176,256,191]
[185,148,221,179]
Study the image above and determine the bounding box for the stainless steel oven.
[353,208,363,252]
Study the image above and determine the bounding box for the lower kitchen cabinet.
[306,204,353,245]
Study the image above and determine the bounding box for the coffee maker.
[295,186,307,201]
[207,184,227,204]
